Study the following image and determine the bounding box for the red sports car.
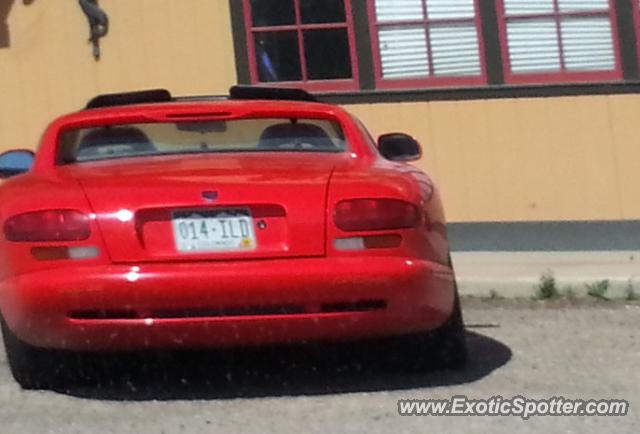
[0,86,465,389]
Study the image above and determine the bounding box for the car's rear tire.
[384,256,467,371]
[1,317,80,390]
[423,291,467,368]
[386,292,467,371]
[430,253,467,368]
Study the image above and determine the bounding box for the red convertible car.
[0,86,465,388]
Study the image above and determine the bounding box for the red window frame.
[242,0,360,92]
[495,0,622,85]
[366,0,488,90]
[633,0,640,68]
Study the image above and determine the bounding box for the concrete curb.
[451,251,640,299]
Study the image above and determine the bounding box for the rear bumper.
[0,256,456,351]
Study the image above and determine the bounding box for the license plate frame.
[171,208,257,253]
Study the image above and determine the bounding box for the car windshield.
[58,118,347,164]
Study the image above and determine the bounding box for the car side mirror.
[377,133,422,162]
[0,150,35,179]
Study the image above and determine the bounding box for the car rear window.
[57,118,347,164]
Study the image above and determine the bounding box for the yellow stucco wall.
[0,0,236,150]
[348,95,640,222]
[1,1,640,223]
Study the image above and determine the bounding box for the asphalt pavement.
[0,300,637,434]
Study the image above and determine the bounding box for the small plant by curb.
[489,289,504,300]
[586,280,610,300]
[626,283,640,301]
[562,286,577,299]
[535,272,560,300]
[477,290,506,303]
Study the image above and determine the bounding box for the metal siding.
[561,17,615,71]
[557,0,609,12]
[374,0,481,79]
[426,0,475,19]
[378,26,430,77]
[375,0,424,21]
[504,0,554,15]
[430,24,481,76]
[507,19,561,73]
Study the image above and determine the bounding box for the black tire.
[426,254,467,368]
[1,318,80,390]
[430,253,468,368]
[424,289,467,369]
[384,255,467,371]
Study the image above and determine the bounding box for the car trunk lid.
[62,153,347,263]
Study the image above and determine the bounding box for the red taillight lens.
[3,210,91,242]
[334,199,420,232]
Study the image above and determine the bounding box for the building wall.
[347,94,640,222]
[0,0,236,151]
[1,1,640,224]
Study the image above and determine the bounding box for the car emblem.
[201,191,219,202]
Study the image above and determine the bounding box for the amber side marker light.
[334,234,402,251]
[31,246,100,261]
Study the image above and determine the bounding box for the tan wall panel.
[541,97,621,220]
[481,99,528,221]
[348,94,629,223]
[608,95,640,219]
[0,0,236,151]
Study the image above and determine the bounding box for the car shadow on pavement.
[52,331,512,401]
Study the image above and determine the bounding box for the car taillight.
[3,210,91,242]
[334,199,420,232]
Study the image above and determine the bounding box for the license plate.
[171,209,257,253]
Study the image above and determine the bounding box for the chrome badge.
[201,191,219,202]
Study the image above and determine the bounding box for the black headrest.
[78,127,154,150]
[73,127,156,161]
[258,123,334,149]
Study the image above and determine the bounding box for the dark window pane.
[254,32,302,82]
[300,0,346,24]
[304,28,352,80]
[250,0,295,27]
